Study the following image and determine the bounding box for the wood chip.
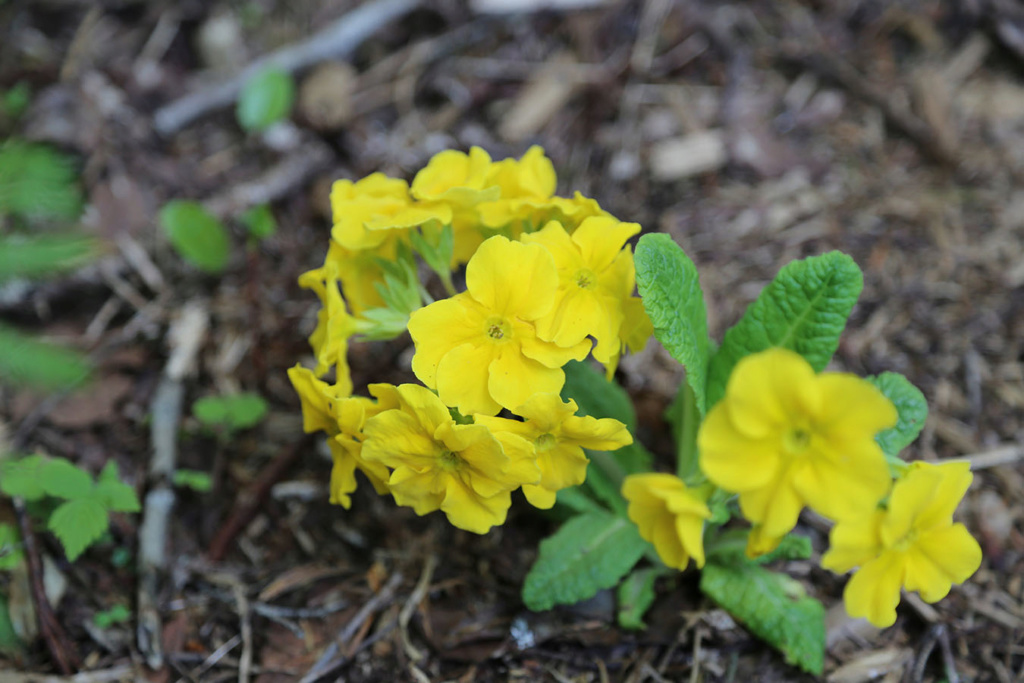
[649,129,728,181]
[499,53,582,142]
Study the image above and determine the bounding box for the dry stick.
[206,434,315,562]
[300,572,405,683]
[12,499,80,675]
[153,0,421,135]
[138,302,210,670]
[398,554,437,662]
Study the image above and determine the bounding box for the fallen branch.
[153,0,421,135]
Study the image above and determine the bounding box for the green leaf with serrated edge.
[159,200,231,273]
[706,251,863,409]
[0,454,47,500]
[0,523,24,570]
[39,458,93,499]
[48,497,109,561]
[240,204,277,240]
[705,529,813,566]
[554,486,606,515]
[94,480,140,513]
[617,567,663,630]
[0,323,91,391]
[173,469,213,493]
[562,360,636,431]
[237,68,295,132]
[0,235,98,282]
[866,372,928,458]
[635,234,712,415]
[0,140,82,221]
[700,562,825,675]
[193,393,268,431]
[523,511,649,611]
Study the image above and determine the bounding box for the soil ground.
[1,0,1023,681]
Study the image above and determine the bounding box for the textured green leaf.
[0,454,47,500]
[239,204,277,240]
[0,323,91,390]
[237,68,295,132]
[706,252,862,409]
[0,235,98,282]
[617,567,662,630]
[867,372,928,457]
[700,563,825,675]
[635,233,711,415]
[159,200,230,273]
[0,523,24,570]
[193,393,268,432]
[48,497,109,561]
[706,529,813,566]
[523,511,648,611]
[39,458,93,499]
[0,140,82,221]
[94,480,140,513]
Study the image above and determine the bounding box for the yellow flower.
[477,146,557,229]
[698,348,897,556]
[475,393,633,509]
[602,296,653,379]
[360,383,539,533]
[286,365,389,508]
[522,217,640,365]
[407,235,590,416]
[411,147,499,206]
[297,259,356,388]
[622,473,711,570]
[822,461,982,628]
[331,173,451,252]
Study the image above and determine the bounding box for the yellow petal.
[488,344,565,413]
[559,415,633,451]
[843,552,905,628]
[521,484,557,509]
[440,478,510,534]
[725,348,819,439]
[408,293,486,388]
[571,216,640,272]
[910,524,982,599]
[698,402,779,492]
[821,510,885,573]
[737,466,802,538]
[436,342,502,416]
[816,374,898,438]
[794,441,890,521]
[911,461,974,531]
[466,236,558,320]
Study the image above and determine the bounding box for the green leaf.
[236,67,295,132]
[635,233,712,415]
[239,204,277,240]
[581,451,628,516]
[700,562,825,675]
[553,486,605,516]
[48,497,109,561]
[0,594,22,656]
[0,140,82,221]
[172,469,213,493]
[705,529,813,566]
[0,523,24,570]
[159,200,231,273]
[39,458,94,499]
[706,251,863,409]
[522,510,648,611]
[562,360,636,431]
[617,567,662,630]
[410,223,455,285]
[0,323,91,391]
[94,480,140,513]
[0,234,99,282]
[93,603,131,629]
[354,307,413,341]
[0,454,48,500]
[98,460,120,484]
[866,372,928,458]
[192,393,268,432]
[2,81,31,120]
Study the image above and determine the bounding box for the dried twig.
[300,571,405,683]
[398,554,437,662]
[13,498,80,675]
[153,0,421,135]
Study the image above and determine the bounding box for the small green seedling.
[173,469,213,493]
[158,200,231,273]
[193,392,268,434]
[0,456,140,561]
[236,67,295,132]
[93,603,131,629]
[239,204,277,243]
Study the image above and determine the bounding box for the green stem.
[439,271,456,297]
[676,381,701,481]
[590,450,626,487]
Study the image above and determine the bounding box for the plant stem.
[676,381,701,481]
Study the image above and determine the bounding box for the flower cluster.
[290,147,644,533]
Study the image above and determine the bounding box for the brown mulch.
[1,0,1023,681]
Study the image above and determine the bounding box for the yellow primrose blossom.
[286,366,390,508]
[297,260,356,387]
[822,461,981,627]
[408,236,590,416]
[411,147,499,206]
[360,383,539,533]
[622,473,711,570]
[477,146,557,230]
[602,296,654,379]
[698,348,897,556]
[522,216,641,365]
[475,393,633,509]
[331,173,451,252]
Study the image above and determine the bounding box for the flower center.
[485,316,511,342]
[783,427,812,455]
[574,268,596,290]
[439,449,462,471]
[890,528,919,553]
[535,433,556,452]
